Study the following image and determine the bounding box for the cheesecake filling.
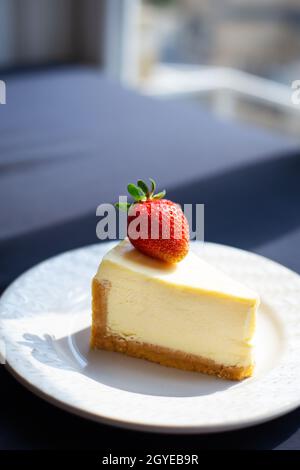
[96,259,257,369]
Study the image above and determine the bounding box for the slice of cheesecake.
[91,239,259,380]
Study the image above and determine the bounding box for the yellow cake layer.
[91,240,259,379]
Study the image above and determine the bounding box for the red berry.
[116,179,189,264]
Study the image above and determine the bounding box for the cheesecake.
[91,239,259,380]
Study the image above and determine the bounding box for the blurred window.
[114,0,300,138]
[136,0,300,86]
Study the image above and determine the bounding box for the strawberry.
[116,178,189,263]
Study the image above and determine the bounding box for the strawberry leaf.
[137,180,149,196]
[152,190,166,200]
[149,178,156,196]
[127,183,146,201]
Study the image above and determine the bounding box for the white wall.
[15,0,73,64]
[0,0,130,77]
[103,0,140,84]
[0,0,15,66]
[0,0,74,67]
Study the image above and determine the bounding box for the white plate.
[0,242,299,434]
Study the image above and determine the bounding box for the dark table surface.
[0,66,299,450]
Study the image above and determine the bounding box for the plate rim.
[4,361,300,434]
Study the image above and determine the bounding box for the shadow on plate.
[20,327,238,398]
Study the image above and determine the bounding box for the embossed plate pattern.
[0,242,299,433]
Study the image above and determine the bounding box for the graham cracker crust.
[91,277,253,381]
